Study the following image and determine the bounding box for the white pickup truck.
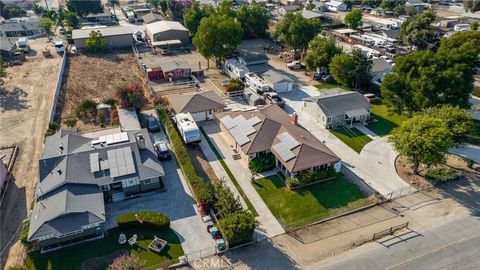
[287,60,303,70]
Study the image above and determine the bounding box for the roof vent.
[57,169,62,175]
[136,134,146,150]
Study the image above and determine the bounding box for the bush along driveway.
[254,174,371,229]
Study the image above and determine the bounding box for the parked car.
[154,141,171,160]
[54,41,65,53]
[202,215,214,231]
[364,93,380,103]
[287,61,302,70]
[146,117,161,132]
[264,92,286,108]
[209,227,222,239]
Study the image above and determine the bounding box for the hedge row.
[287,167,337,187]
[157,107,213,204]
[116,211,170,230]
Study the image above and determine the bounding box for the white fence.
[48,52,67,122]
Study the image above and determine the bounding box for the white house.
[302,90,372,129]
[325,1,349,12]
[370,58,392,87]
[261,70,294,93]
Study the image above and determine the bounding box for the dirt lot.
[57,52,153,131]
[0,38,63,268]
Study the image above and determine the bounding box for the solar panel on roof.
[107,147,136,178]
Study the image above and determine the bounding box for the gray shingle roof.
[72,26,136,40]
[261,70,293,85]
[159,60,191,73]
[307,91,372,117]
[168,91,226,114]
[28,184,105,241]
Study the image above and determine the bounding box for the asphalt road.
[316,215,480,270]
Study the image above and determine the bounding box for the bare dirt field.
[57,52,153,131]
[0,38,63,268]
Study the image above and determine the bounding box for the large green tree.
[217,0,236,18]
[237,4,270,38]
[183,1,214,35]
[389,115,453,174]
[213,180,243,219]
[216,210,257,243]
[193,14,243,68]
[65,11,80,29]
[275,12,321,54]
[66,0,103,18]
[39,19,54,40]
[423,105,472,146]
[304,36,341,71]
[382,32,478,114]
[344,9,363,29]
[329,50,372,89]
[400,10,437,49]
[463,0,480,12]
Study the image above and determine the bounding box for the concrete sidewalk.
[202,122,285,239]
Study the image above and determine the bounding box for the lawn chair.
[128,234,138,246]
[118,233,126,245]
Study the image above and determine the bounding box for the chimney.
[291,112,298,125]
[136,134,146,150]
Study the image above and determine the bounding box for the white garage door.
[191,111,206,122]
[273,82,292,93]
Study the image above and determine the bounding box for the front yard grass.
[330,127,373,153]
[314,83,351,91]
[254,175,370,228]
[24,227,183,270]
[367,103,408,136]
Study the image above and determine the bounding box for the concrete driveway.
[279,87,411,198]
[105,110,216,258]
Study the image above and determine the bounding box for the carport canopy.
[345,108,369,118]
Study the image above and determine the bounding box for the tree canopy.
[183,1,214,35]
[169,0,192,21]
[275,12,321,53]
[329,50,372,89]
[382,32,478,114]
[193,14,243,67]
[65,11,80,29]
[389,114,453,173]
[216,210,257,243]
[84,31,109,53]
[237,4,270,38]
[423,105,472,146]
[213,180,243,219]
[39,19,54,40]
[344,9,363,29]
[400,10,437,49]
[304,36,341,71]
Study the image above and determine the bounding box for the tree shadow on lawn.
[367,112,399,136]
[0,87,30,112]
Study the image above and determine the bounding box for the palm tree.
[107,0,120,20]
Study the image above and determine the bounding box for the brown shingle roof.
[216,105,340,173]
[168,91,226,114]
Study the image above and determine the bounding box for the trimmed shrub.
[157,107,213,205]
[216,210,257,243]
[103,98,118,107]
[117,82,145,110]
[226,80,243,92]
[425,167,459,182]
[249,153,276,173]
[116,211,170,230]
[76,99,98,118]
[287,167,336,187]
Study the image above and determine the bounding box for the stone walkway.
[201,122,285,239]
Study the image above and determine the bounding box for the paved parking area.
[105,109,215,257]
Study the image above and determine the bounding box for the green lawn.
[25,228,184,270]
[367,103,408,136]
[330,127,373,153]
[314,83,351,91]
[254,175,370,228]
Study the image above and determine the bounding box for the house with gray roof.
[302,90,372,129]
[28,129,164,250]
[215,104,340,178]
[0,18,45,38]
[168,91,226,122]
[260,69,294,93]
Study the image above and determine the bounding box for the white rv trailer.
[223,59,249,79]
[364,33,398,45]
[175,113,201,144]
[352,44,381,58]
[245,72,270,93]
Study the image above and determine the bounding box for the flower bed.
[286,167,337,189]
[248,153,276,173]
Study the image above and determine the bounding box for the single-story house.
[168,91,226,122]
[300,9,323,20]
[85,10,115,25]
[405,0,428,14]
[0,18,45,38]
[142,13,164,24]
[215,104,341,178]
[72,26,135,49]
[28,129,164,250]
[302,91,372,129]
[279,5,301,16]
[325,0,349,12]
[145,21,190,45]
[370,58,392,86]
[260,70,294,93]
[147,60,191,81]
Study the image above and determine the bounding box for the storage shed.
[145,21,190,45]
[72,26,135,49]
[261,70,294,93]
